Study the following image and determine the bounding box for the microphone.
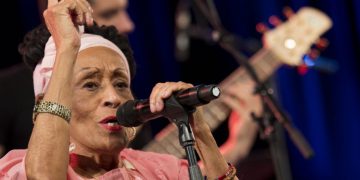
[117,84,220,127]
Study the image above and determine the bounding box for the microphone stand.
[162,95,203,180]
[190,0,314,179]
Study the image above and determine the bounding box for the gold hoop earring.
[128,127,137,141]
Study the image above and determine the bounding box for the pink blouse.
[0,148,189,179]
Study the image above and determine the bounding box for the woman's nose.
[115,12,134,33]
[103,86,121,108]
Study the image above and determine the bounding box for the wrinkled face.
[92,0,134,33]
[70,46,134,154]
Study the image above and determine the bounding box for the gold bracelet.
[33,101,71,123]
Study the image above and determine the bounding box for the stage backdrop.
[1,0,359,179]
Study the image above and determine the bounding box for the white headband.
[33,33,130,96]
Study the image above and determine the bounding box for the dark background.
[1,0,360,179]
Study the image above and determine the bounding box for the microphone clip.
[162,95,194,135]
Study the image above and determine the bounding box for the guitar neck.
[143,48,283,158]
[205,48,282,128]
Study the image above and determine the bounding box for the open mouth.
[104,118,119,126]
[99,116,122,131]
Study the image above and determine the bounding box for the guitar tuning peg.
[297,63,309,75]
[283,6,294,19]
[315,38,329,50]
[269,15,282,26]
[308,48,320,60]
[298,52,318,75]
[256,22,269,34]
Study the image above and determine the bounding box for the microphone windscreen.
[116,100,142,127]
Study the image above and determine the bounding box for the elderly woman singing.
[0,0,237,179]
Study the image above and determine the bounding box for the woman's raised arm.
[25,0,93,179]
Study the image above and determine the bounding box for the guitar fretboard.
[143,48,282,158]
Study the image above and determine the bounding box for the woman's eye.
[83,82,99,91]
[115,82,129,89]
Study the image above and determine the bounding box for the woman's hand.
[148,81,209,133]
[149,81,193,113]
[44,0,94,48]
